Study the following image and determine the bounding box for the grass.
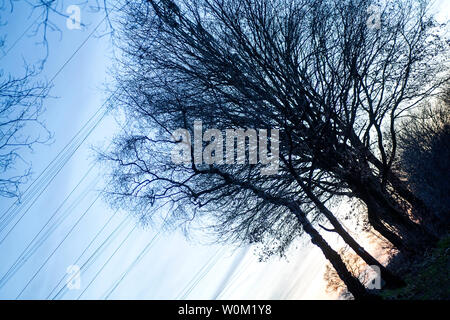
[380,235,450,300]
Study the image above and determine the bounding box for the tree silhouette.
[397,86,450,232]
[0,0,112,198]
[0,63,51,198]
[102,0,448,297]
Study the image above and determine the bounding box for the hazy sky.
[0,1,331,300]
[0,0,448,300]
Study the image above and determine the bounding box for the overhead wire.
[103,230,161,300]
[46,209,118,299]
[176,248,225,300]
[51,214,130,300]
[0,164,98,290]
[16,191,102,299]
[77,224,138,299]
[0,0,124,233]
[0,104,110,242]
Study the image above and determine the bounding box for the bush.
[397,89,450,227]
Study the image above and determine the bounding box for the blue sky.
[0,0,448,300]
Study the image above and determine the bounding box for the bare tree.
[0,1,67,198]
[102,0,448,297]
[0,0,117,198]
[0,63,51,198]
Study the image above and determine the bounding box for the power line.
[1,1,130,300]
[181,250,223,299]
[103,231,161,300]
[16,191,101,299]
[52,214,130,300]
[0,106,109,245]
[46,209,118,299]
[0,0,123,230]
[0,98,105,231]
[0,164,97,290]
[0,105,105,228]
[0,133,114,289]
[176,248,224,300]
[0,15,40,59]
[216,258,252,299]
[77,224,138,299]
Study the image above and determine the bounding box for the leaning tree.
[102,0,448,298]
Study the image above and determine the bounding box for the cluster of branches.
[0,0,116,64]
[102,0,449,299]
[0,0,119,198]
[0,58,51,198]
[0,0,72,198]
[397,87,450,228]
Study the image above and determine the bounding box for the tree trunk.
[292,206,376,300]
[300,186,406,289]
[210,164,376,299]
[317,206,406,289]
[349,132,444,234]
[364,177,439,249]
[282,158,406,289]
[386,174,446,235]
[367,212,407,251]
[344,171,437,253]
